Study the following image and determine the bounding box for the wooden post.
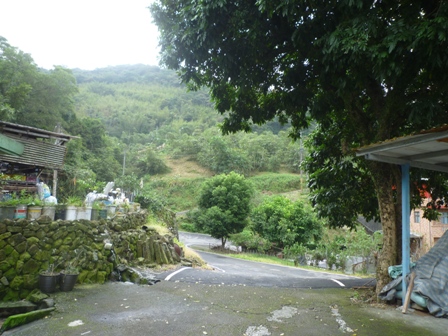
[402,272,416,313]
[53,169,58,198]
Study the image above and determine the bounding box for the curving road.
[159,232,375,289]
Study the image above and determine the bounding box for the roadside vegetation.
[1,38,380,279]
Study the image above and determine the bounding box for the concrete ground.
[2,280,447,336]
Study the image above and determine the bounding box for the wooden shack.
[0,121,76,197]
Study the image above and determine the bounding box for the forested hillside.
[69,65,307,210]
[1,34,306,210]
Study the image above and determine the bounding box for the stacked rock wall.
[0,211,180,301]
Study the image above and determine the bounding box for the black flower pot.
[39,273,61,293]
[60,273,79,291]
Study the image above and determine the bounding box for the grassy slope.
[148,156,308,212]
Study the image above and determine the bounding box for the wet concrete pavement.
[3,279,447,336]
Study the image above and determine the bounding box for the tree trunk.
[369,162,400,296]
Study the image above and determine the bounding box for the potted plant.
[0,196,19,220]
[39,264,61,293]
[64,196,83,220]
[27,197,43,220]
[91,201,107,220]
[60,250,83,291]
[60,264,79,291]
[13,190,32,219]
[42,199,57,220]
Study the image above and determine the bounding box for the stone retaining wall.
[0,211,180,301]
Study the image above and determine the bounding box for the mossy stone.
[6,226,22,233]
[19,251,31,261]
[33,250,51,262]
[27,289,49,303]
[0,232,12,240]
[19,289,30,300]
[27,244,39,256]
[26,237,39,245]
[22,274,38,289]
[0,261,10,272]
[35,230,46,239]
[58,245,71,253]
[96,271,107,284]
[53,239,63,247]
[62,236,73,245]
[0,307,55,332]
[66,225,76,232]
[4,268,17,281]
[3,244,14,257]
[52,230,67,241]
[2,289,20,302]
[77,270,89,283]
[22,259,40,274]
[86,270,98,283]
[15,241,27,254]
[8,233,26,246]
[49,222,59,231]
[15,259,24,273]
[10,275,24,290]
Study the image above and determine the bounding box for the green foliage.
[251,195,322,249]
[135,149,170,175]
[114,173,140,196]
[194,172,253,247]
[151,0,448,289]
[248,173,303,194]
[178,222,197,232]
[140,176,207,211]
[0,36,36,121]
[229,228,271,253]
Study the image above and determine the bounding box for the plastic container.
[42,206,56,220]
[77,207,92,220]
[106,205,117,218]
[27,206,42,220]
[0,206,16,220]
[65,206,77,220]
[14,204,28,219]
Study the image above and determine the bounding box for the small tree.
[194,172,253,248]
[251,195,322,249]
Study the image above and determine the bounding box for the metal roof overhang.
[356,128,448,173]
[356,126,448,309]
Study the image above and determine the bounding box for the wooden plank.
[402,272,416,313]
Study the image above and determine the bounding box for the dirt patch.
[165,156,213,178]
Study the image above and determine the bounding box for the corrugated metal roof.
[356,126,448,173]
[0,121,77,143]
[0,121,77,170]
[0,133,67,170]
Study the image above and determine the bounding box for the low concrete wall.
[0,211,180,301]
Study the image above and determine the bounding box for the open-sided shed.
[356,125,448,309]
[0,121,77,196]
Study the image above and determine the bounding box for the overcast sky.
[0,0,160,70]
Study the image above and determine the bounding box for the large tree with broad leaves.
[150,0,448,293]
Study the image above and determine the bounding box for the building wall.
[410,208,448,255]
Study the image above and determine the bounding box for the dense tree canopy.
[251,195,322,249]
[151,0,448,292]
[194,172,253,247]
[0,36,78,130]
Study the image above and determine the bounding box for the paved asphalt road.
[171,232,376,289]
[3,232,446,336]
